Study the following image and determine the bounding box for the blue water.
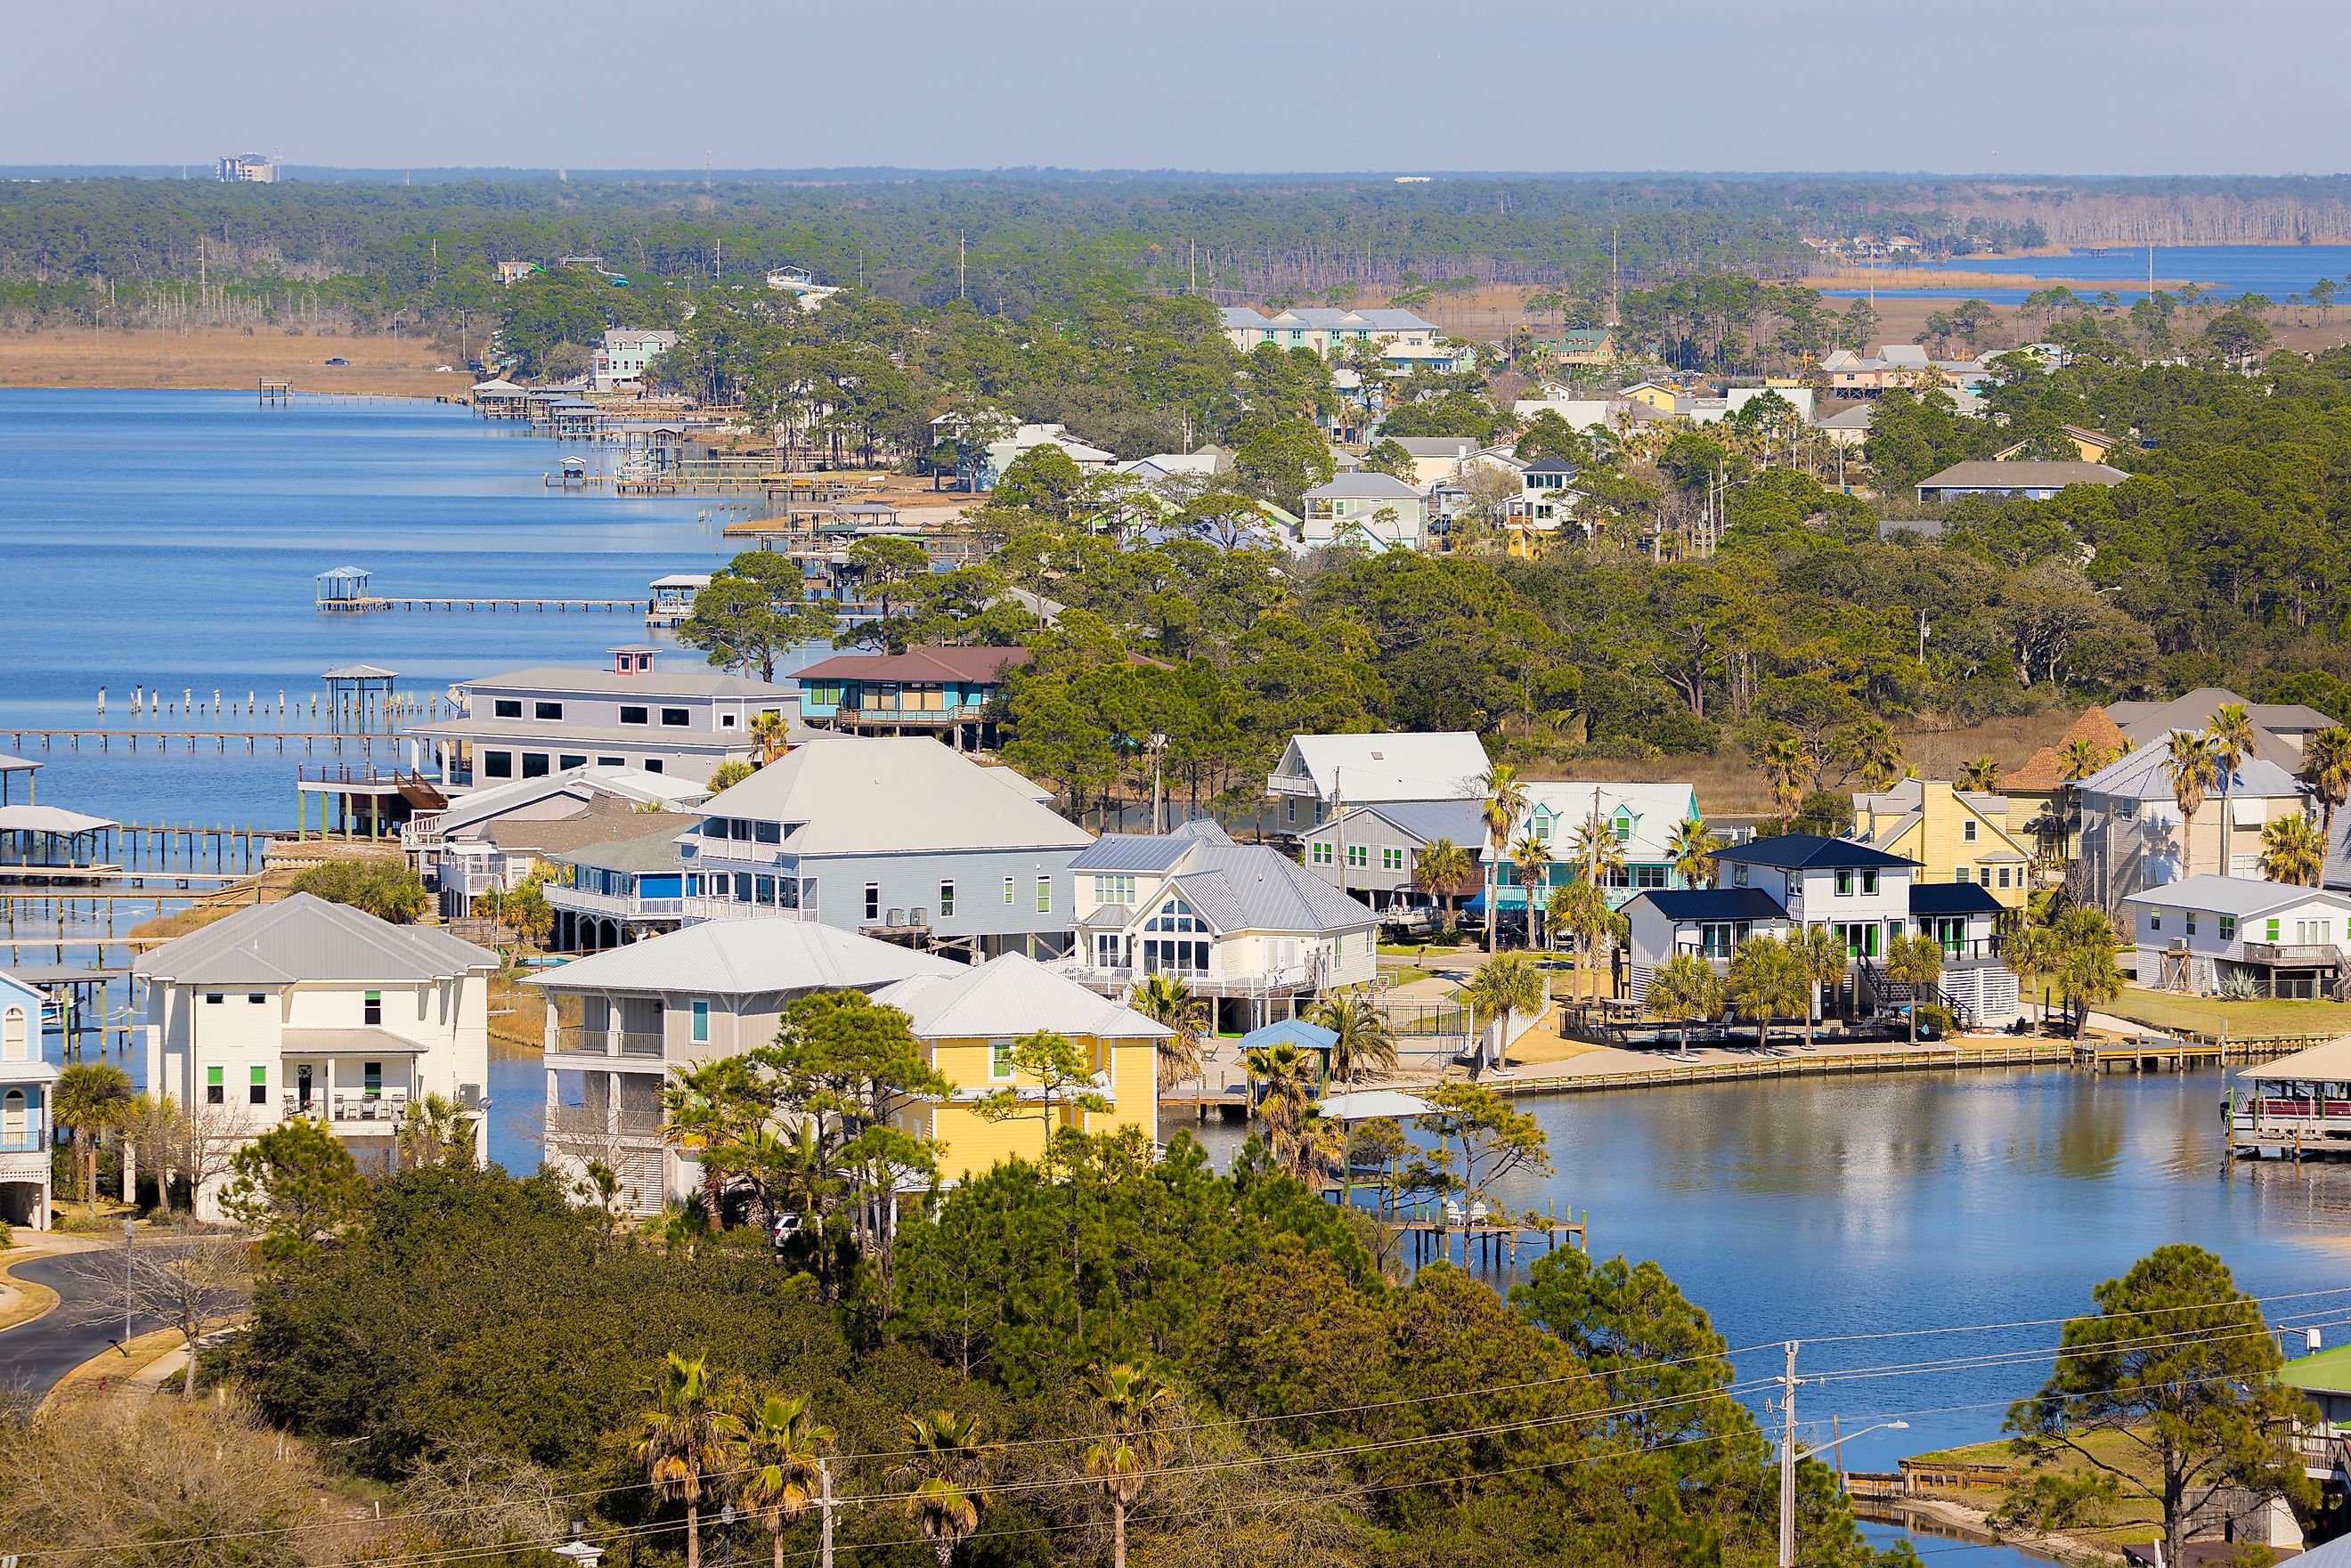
[1820,242,2351,305]
[0,389,742,826]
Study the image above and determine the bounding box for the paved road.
[0,1252,157,1397]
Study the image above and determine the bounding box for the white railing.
[1265,776,1319,799]
[679,897,815,924]
[1052,961,1321,997]
[548,1027,668,1060]
[549,886,687,919]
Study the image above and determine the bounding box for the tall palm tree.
[1414,838,1474,932]
[1849,721,1906,792]
[1084,1364,1180,1568]
[53,1061,131,1208]
[661,1058,766,1223]
[1509,831,1550,949]
[749,710,792,766]
[2206,703,2257,876]
[1241,1041,1319,1167]
[1786,923,1850,1052]
[395,1092,476,1170]
[1664,815,1724,890]
[893,1411,1001,1568]
[1131,972,1206,1091]
[635,1353,747,1568]
[1548,877,1620,1006]
[1884,931,1945,1044]
[739,1393,835,1568]
[2162,728,2223,879]
[2300,726,2351,835]
[2005,922,2058,1029]
[2052,906,2124,1037]
[1957,755,2002,793]
[1644,952,1723,1060]
[1567,808,1630,892]
[1760,735,1806,830]
[2260,813,2326,888]
[1478,764,1527,954]
[1309,992,1396,1085]
[1461,952,1548,1063]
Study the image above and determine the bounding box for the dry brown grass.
[0,325,465,396]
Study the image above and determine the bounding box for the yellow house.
[1618,381,1680,414]
[1851,778,2035,909]
[871,952,1168,1180]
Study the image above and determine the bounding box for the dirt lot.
[0,325,467,397]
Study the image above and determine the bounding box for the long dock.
[7,729,404,756]
[317,596,644,614]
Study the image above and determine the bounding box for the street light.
[1780,1421,1908,1567]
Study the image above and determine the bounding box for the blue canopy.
[1234,1019,1339,1056]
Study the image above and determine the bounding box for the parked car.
[323,356,349,365]
[770,1211,803,1246]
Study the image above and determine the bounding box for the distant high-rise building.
[216,153,277,183]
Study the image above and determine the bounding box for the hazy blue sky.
[6,0,2343,176]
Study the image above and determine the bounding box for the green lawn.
[2102,986,2351,1041]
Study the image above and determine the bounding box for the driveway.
[0,1247,159,1397]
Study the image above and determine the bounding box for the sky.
[4,0,2345,178]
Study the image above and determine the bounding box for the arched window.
[2,1087,24,1143]
[0,1006,24,1062]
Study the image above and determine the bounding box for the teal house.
[794,646,1031,751]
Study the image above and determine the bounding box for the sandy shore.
[0,326,467,398]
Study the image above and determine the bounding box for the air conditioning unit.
[2169,938,2188,953]
[458,1084,484,1109]
[887,908,905,927]
[910,906,928,926]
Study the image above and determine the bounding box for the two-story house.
[1502,783,1701,917]
[1265,730,1489,838]
[590,328,678,392]
[1216,305,1442,361]
[0,971,54,1231]
[542,819,704,950]
[1298,800,1485,914]
[1299,474,1429,551]
[1852,778,2036,907]
[2074,738,2307,909]
[410,648,798,787]
[870,952,1167,1178]
[435,798,704,924]
[532,918,960,1212]
[679,736,1093,959]
[2122,876,2351,999]
[1060,819,1378,1032]
[134,895,497,1216]
[793,645,1029,750]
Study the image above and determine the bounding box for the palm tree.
[748,709,792,766]
[2052,906,2124,1037]
[1548,877,1620,1006]
[1664,815,1724,890]
[635,1353,747,1568]
[2162,728,2222,877]
[661,1058,765,1222]
[1761,735,1806,830]
[1958,755,2002,793]
[1848,721,1906,792]
[2058,737,2119,782]
[1461,952,1548,1065]
[2300,726,2351,835]
[1509,831,1550,949]
[1727,935,1806,1053]
[1242,1041,1319,1167]
[53,1061,131,1209]
[2005,922,2058,1029]
[395,1092,475,1170]
[1309,992,1396,1085]
[1084,1364,1179,1568]
[740,1393,835,1568]
[1478,764,1527,954]
[1131,972,1206,1091]
[1645,953,1724,1060]
[1884,931,1945,1044]
[1414,837,1474,933]
[893,1411,1001,1568]
[1567,808,1629,892]
[1786,923,1850,1051]
[2260,813,2326,888]
[2206,703,2257,876]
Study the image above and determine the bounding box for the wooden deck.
[317,596,644,613]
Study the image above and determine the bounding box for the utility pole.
[1149,732,1168,834]
[1610,225,1620,326]
[1777,1341,1801,1568]
[123,1218,135,1351]
[958,231,966,301]
[1332,767,1346,902]
[818,1458,834,1568]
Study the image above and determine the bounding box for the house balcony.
[549,885,687,921]
[678,896,815,925]
[1265,775,1320,799]
[2241,941,2345,970]
[813,702,992,730]
[548,1025,669,1062]
[281,1091,415,1130]
[1050,961,1322,998]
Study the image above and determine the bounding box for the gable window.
[1963,820,1978,842]
[1382,848,1405,872]
[1346,844,1369,868]
[1310,842,1333,865]
[534,701,564,721]
[363,990,382,1025]
[492,699,523,719]
[620,705,649,726]
[1093,874,1135,905]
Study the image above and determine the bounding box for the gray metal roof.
[1336,800,1485,849]
[1070,834,1195,873]
[134,893,496,987]
[2119,875,2351,920]
[870,952,1168,1040]
[1916,461,2128,492]
[1304,473,1426,501]
[554,823,700,874]
[460,665,793,699]
[1166,841,1378,934]
[525,919,958,997]
[698,737,1090,857]
[2076,737,2302,802]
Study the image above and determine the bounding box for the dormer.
[609,645,657,676]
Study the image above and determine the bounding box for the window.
[2150,908,2162,931]
[0,1008,21,1064]
[597,756,626,767]
[492,698,523,719]
[1997,866,2012,889]
[534,701,564,721]
[733,873,752,902]
[661,708,691,727]
[1004,876,1016,905]
[522,753,550,778]
[645,759,663,774]
[755,875,775,904]
[363,990,382,1025]
[753,821,782,844]
[1963,820,1978,842]
[731,819,754,841]
[1382,848,1405,872]
[720,713,738,729]
[1955,866,1970,883]
[249,1065,268,1106]
[559,754,588,770]
[364,1061,383,1097]
[1346,844,1369,868]
[206,1066,224,1105]
[1093,874,1136,905]
[620,705,649,726]
[205,992,224,1005]
[2267,918,2281,941]
[1861,869,1879,895]
[940,880,956,917]
[248,993,265,1004]
[1037,876,1053,913]
[2220,915,2238,940]
[865,883,881,921]
[482,750,514,779]
[1733,865,1749,887]
[691,1001,710,1044]
[990,1039,1015,1080]
[2186,911,2199,936]
[1310,842,1334,865]
[1835,869,1854,896]
[1285,798,1297,825]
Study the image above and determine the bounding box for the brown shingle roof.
[794,646,1032,685]
[2006,706,2130,792]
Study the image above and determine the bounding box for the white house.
[1300,473,1429,551]
[1060,820,1379,1031]
[134,895,498,1217]
[590,329,679,392]
[1217,305,1442,360]
[1265,730,1490,836]
[403,760,709,878]
[2121,875,2351,999]
[532,919,959,1212]
[0,971,54,1231]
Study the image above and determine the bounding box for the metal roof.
[1715,833,1916,872]
[1070,833,1197,873]
[870,953,1169,1040]
[794,646,1030,685]
[1629,888,1788,922]
[1234,1019,1339,1054]
[550,821,702,874]
[1303,473,1426,500]
[280,1028,430,1056]
[1312,800,1485,851]
[1907,882,2005,916]
[2075,737,2301,803]
[323,664,399,679]
[2235,1035,2351,1086]
[1274,732,1489,802]
[453,665,793,699]
[0,805,115,834]
[697,737,1090,857]
[134,893,496,987]
[432,766,711,836]
[1916,461,2128,491]
[0,753,39,774]
[2119,874,2351,920]
[526,919,957,997]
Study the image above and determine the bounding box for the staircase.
[1858,961,1978,1031]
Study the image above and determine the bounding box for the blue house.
[794,646,1031,752]
[0,969,54,1231]
[548,825,696,952]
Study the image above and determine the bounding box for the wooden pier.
[317,595,645,614]
[7,729,403,757]
[1380,1201,1589,1270]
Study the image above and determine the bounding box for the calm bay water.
[1822,242,2351,304]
